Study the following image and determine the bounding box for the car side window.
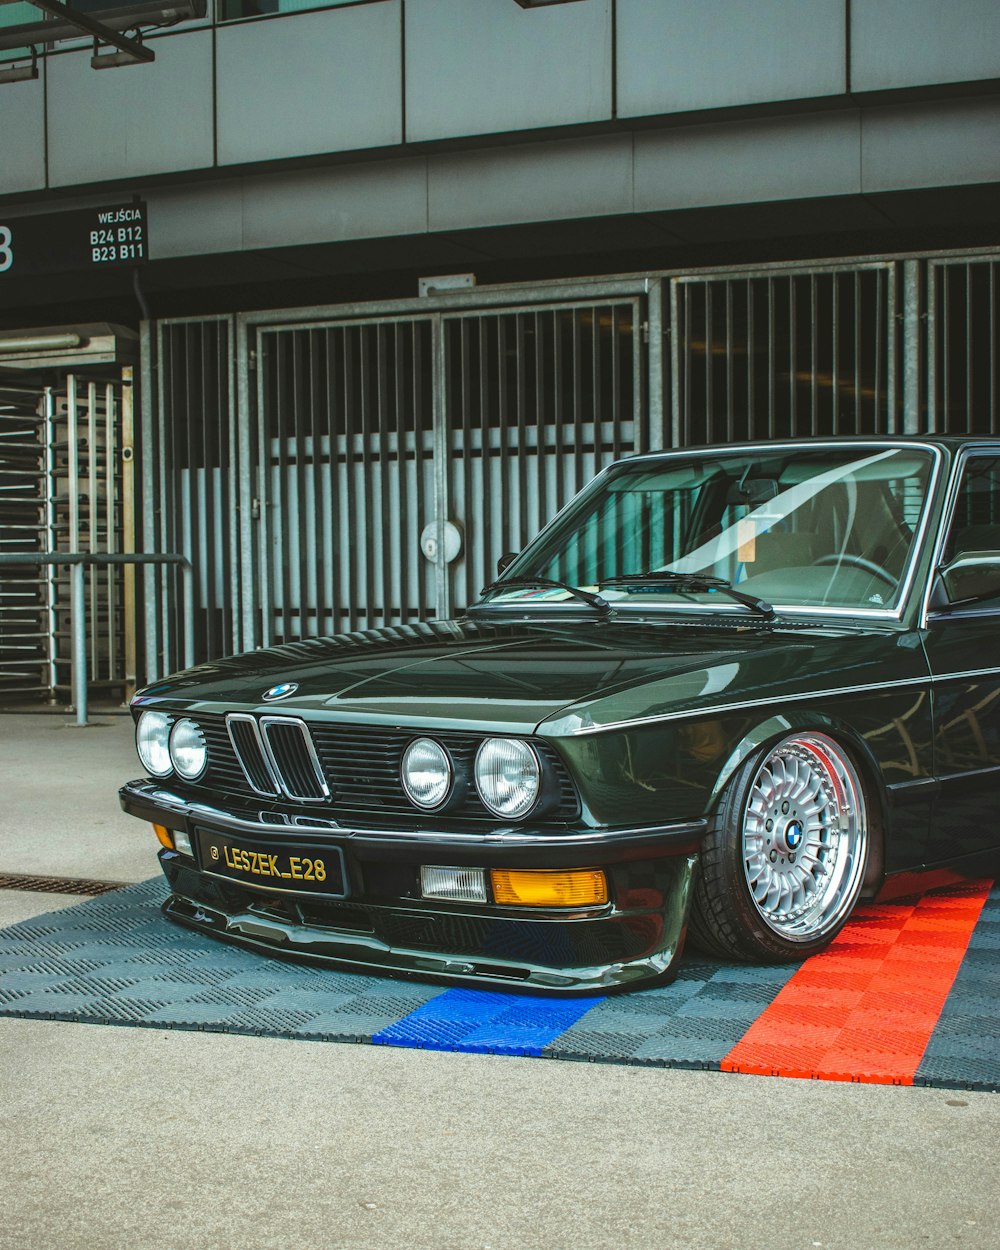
[944,457,1000,561]
[940,456,1000,608]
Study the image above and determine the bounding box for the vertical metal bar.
[874,268,884,433]
[499,315,515,554]
[750,278,760,440]
[71,562,87,726]
[927,262,939,434]
[767,278,776,439]
[324,328,342,632]
[431,313,449,620]
[991,263,998,435]
[257,328,274,647]
[222,318,239,656]
[810,275,818,436]
[158,331,172,673]
[669,280,681,448]
[42,386,58,697]
[121,367,136,697]
[414,321,429,619]
[311,329,327,635]
[886,263,898,435]
[725,282,734,443]
[682,283,691,443]
[345,327,360,630]
[567,312,581,499]
[646,280,664,453]
[831,276,840,435]
[853,272,862,433]
[274,332,290,642]
[629,299,641,461]
[104,380,116,681]
[477,316,493,582]
[902,260,921,435]
[459,318,475,609]
[359,326,376,630]
[141,326,160,682]
[294,330,310,640]
[788,276,797,437]
[609,305,622,462]
[67,373,79,556]
[377,324,393,628]
[200,323,215,660]
[517,312,530,548]
[235,315,257,653]
[703,284,713,443]
[180,325,194,664]
[534,310,548,562]
[394,324,409,624]
[87,381,98,675]
[181,560,195,670]
[943,265,953,433]
[966,263,975,431]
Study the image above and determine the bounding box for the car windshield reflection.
[479,444,936,616]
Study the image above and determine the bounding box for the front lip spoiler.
[161,889,687,996]
[119,779,707,863]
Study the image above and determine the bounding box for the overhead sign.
[0,202,149,279]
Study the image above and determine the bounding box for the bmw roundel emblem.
[262,682,298,702]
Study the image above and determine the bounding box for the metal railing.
[1,552,193,726]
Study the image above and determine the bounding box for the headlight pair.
[401,735,541,819]
[136,710,207,782]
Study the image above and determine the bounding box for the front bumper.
[120,779,705,994]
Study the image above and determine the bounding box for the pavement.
[2,708,999,1250]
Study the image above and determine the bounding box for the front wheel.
[689,732,870,962]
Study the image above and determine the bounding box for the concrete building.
[1,0,999,700]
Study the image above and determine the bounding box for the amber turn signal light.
[490,867,608,908]
[152,823,174,850]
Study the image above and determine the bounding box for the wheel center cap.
[783,820,803,852]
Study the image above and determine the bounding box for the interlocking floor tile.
[1,877,998,1088]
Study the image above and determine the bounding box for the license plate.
[196,830,347,898]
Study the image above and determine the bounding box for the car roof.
[621,434,1000,465]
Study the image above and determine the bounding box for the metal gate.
[928,257,1000,434]
[146,316,235,680]
[146,290,645,665]
[669,262,900,445]
[247,296,645,649]
[0,381,49,698]
[140,253,1000,679]
[0,368,132,703]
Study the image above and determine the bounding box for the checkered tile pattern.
[0,880,440,1040]
[1,878,998,1089]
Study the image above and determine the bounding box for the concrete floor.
[2,710,999,1250]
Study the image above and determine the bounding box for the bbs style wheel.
[690,732,870,962]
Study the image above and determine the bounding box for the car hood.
[134,616,922,736]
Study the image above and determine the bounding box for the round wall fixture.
[420,520,464,564]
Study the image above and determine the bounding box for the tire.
[689,731,870,962]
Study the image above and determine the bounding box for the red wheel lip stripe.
[719,880,993,1085]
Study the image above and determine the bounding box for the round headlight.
[475,738,540,819]
[169,718,208,781]
[136,710,173,778]
[401,737,453,810]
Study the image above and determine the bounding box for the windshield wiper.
[600,571,774,619]
[478,576,611,615]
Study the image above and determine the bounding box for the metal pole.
[71,562,87,727]
[181,562,196,670]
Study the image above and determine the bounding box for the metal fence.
[929,257,1000,435]
[132,252,1000,678]
[670,263,898,444]
[0,372,130,703]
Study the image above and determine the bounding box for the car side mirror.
[933,552,1000,610]
[497,552,518,576]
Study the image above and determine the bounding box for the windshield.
[480,445,936,615]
